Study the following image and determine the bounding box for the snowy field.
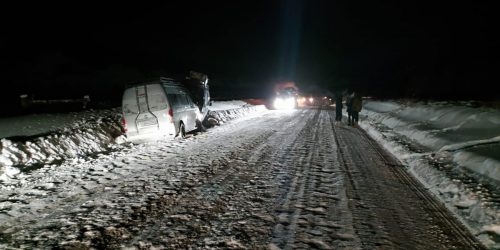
[0,99,499,247]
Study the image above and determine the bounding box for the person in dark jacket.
[351,92,362,126]
[335,92,343,121]
[346,92,353,125]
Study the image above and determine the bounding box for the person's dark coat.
[335,94,343,110]
[351,94,362,112]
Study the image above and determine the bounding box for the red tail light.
[167,108,173,123]
[121,116,128,132]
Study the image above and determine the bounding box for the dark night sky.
[1,1,497,111]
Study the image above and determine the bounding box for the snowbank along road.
[0,108,486,249]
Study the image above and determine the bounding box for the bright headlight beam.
[273,97,296,110]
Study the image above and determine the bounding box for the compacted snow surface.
[0,99,498,248]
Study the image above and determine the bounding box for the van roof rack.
[125,76,183,88]
[160,77,184,87]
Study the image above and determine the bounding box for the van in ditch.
[121,77,202,143]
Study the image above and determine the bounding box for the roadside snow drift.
[361,100,500,181]
[204,100,266,125]
[0,109,123,179]
[0,101,266,180]
[360,99,500,247]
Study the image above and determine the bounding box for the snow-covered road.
[0,108,486,249]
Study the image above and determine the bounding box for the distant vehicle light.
[273,97,296,110]
[297,97,306,107]
[309,97,314,103]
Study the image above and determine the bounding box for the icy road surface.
[0,108,485,249]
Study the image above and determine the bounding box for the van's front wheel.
[177,122,186,139]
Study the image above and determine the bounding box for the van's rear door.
[135,85,159,132]
[122,86,141,134]
[123,84,168,135]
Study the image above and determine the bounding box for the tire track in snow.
[123,110,312,248]
[270,109,360,249]
[270,109,323,248]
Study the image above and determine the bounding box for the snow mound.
[0,102,266,180]
[208,100,254,111]
[0,109,123,179]
[205,103,267,125]
[362,100,500,181]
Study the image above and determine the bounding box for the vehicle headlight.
[273,97,296,110]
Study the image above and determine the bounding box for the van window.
[123,89,139,114]
[147,92,168,111]
[184,95,195,106]
[167,94,182,108]
[123,103,139,114]
[178,94,189,107]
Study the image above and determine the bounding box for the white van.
[121,77,202,143]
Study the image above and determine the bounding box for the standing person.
[351,92,363,126]
[335,92,343,121]
[346,92,353,125]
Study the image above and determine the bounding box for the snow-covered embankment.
[0,101,266,181]
[360,99,500,248]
